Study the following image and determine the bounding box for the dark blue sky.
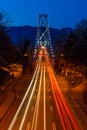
[0,0,87,29]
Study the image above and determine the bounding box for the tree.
[64,32,79,61]
[23,38,30,53]
[0,10,20,64]
[75,19,87,65]
[63,19,87,66]
[75,19,87,32]
[22,38,34,73]
[75,19,87,42]
[0,9,12,27]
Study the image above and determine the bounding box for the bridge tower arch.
[34,14,54,57]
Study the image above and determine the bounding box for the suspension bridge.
[7,14,81,130]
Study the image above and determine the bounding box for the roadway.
[8,46,81,130]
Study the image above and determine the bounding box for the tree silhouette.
[0,10,20,65]
[23,38,30,52]
[75,19,87,65]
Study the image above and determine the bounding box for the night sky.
[0,0,87,29]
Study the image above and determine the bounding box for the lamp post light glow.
[24,53,28,57]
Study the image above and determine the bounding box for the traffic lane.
[12,78,41,130]
[0,100,20,130]
[11,68,41,130]
[8,65,40,130]
[0,75,32,130]
[30,68,43,130]
[22,89,39,130]
[35,84,44,130]
[24,63,44,130]
[22,67,43,130]
[33,63,63,130]
[48,66,81,130]
[11,87,37,130]
[28,63,44,130]
[46,75,63,130]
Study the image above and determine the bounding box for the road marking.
[44,63,46,130]
[26,122,30,130]
[34,95,36,100]
[35,88,38,92]
[8,65,39,130]
[31,68,43,130]
[50,105,53,112]
[49,95,52,100]
[48,88,51,92]
[18,65,40,130]
[52,122,56,130]
[31,106,34,112]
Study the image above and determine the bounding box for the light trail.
[31,64,43,130]
[43,62,46,130]
[34,67,42,130]
[49,66,79,129]
[8,64,40,130]
[52,122,56,130]
[51,68,81,130]
[44,47,81,130]
[8,46,81,130]
[19,64,40,130]
[38,50,42,62]
[9,49,43,130]
[48,67,67,130]
[26,122,30,130]
[48,64,81,130]
[50,68,72,129]
[31,53,46,130]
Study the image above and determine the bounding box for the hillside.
[7,25,73,47]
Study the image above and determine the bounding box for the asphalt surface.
[8,62,63,130]
[0,47,86,130]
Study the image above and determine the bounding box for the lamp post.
[69,57,75,86]
[69,58,72,82]
[60,53,65,75]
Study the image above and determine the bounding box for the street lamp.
[69,58,72,82]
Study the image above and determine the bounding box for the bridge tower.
[34,14,54,57]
